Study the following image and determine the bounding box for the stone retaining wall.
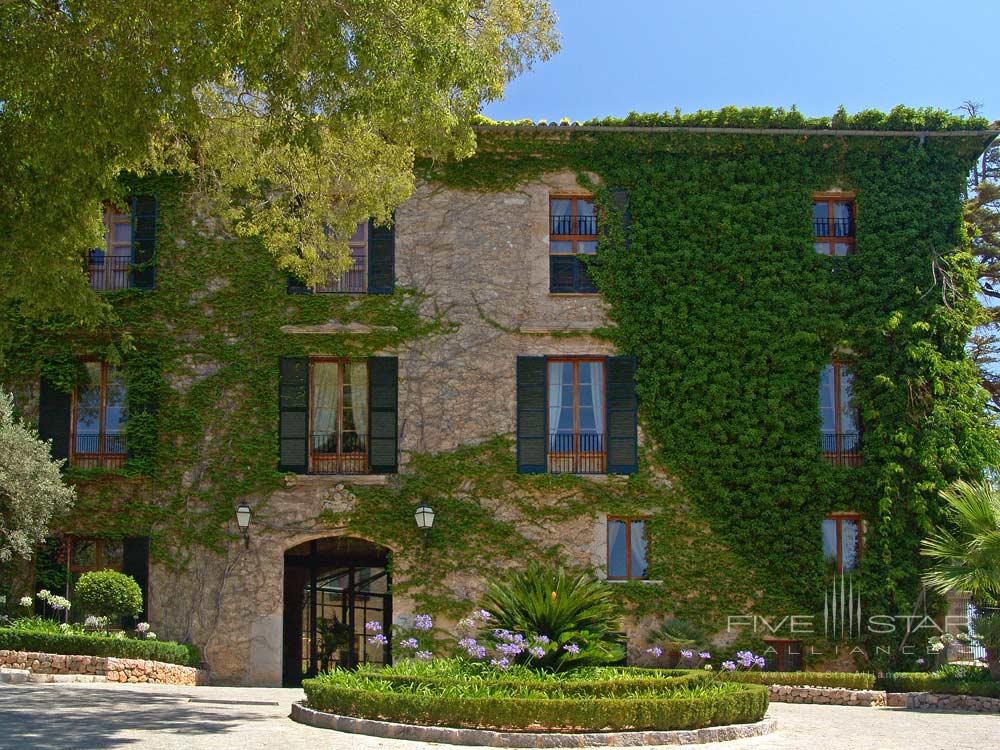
[887,691,1000,713]
[0,650,208,685]
[767,684,886,706]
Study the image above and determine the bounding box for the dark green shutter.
[130,195,157,289]
[38,377,71,462]
[367,217,395,294]
[610,188,631,248]
[122,536,150,626]
[606,356,638,474]
[279,357,309,472]
[516,357,547,473]
[368,357,398,473]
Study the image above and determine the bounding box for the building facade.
[6,118,997,685]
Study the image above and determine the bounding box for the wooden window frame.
[315,222,368,294]
[606,516,649,581]
[822,359,862,467]
[547,357,607,474]
[71,361,127,469]
[825,512,863,573]
[762,638,803,671]
[67,536,124,574]
[812,192,856,256]
[308,358,369,474]
[549,195,598,254]
[88,204,133,291]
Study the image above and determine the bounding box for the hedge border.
[720,671,875,689]
[0,629,199,667]
[880,673,1000,698]
[302,681,768,732]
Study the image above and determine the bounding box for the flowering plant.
[365,614,437,661]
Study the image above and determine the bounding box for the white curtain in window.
[312,363,339,450]
[841,519,860,571]
[821,519,838,560]
[819,365,835,433]
[347,362,368,442]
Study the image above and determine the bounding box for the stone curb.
[767,685,1000,713]
[290,703,777,747]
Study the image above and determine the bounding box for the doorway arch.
[282,536,391,686]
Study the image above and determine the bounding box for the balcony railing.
[550,215,598,236]
[548,432,606,474]
[88,255,133,291]
[310,432,368,474]
[72,432,127,468]
[821,432,862,467]
[813,218,854,238]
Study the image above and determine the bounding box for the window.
[607,517,648,580]
[315,222,368,293]
[88,205,133,290]
[309,359,369,474]
[819,361,861,466]
[763,639,803,671]
[72,362,127,468]
[823,514,862,572]
[550,196,598,293]
[548,359,605,473]
[812,194,855,256]
[68,537,124,573]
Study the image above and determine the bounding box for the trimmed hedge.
[720,672,876,690]
[879,673,1000,698]
[302,681,768,732]
[0,628,200,667]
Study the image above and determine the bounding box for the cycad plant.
[481,564,626,671]
[922,479,1000,678]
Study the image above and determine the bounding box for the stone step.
[0,668,30,684]
[27,673,107,684]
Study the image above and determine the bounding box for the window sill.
[283,474,391,487]
[604,579,663,585]
[280,321,399,335]
[547,292,601,297]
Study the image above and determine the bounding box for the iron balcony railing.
[813,217,854,238]
[74,432,126,454]
[550,214,598,236]
[548,432,606,474]
[821,432,862,467]
[87,255,133,291]
[310,431,368,474]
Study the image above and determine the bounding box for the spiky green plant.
[649,618,706,648]
[481,564,626,671]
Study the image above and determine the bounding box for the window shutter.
[550,256,577,293]
[122,536,150,627]
[576,258,598,293]
[278,357,309,473]
[368,357,398,473]
[38,377,71,462]
[130,195,157,290]
[516,356,547,473]
[367,217,395,294]
[610,188,631,248]
[606,355,638,474]
[287,274,311,295]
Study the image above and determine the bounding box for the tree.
[0,1,558,324]
[0,392,75,563]
[922,479,1000,678]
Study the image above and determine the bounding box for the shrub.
[879,672,1000,697]
[481,565,626,671]
[0,627,198,667]
[74,570,143,619]
[719,671,876,689]
[303,675,767,732]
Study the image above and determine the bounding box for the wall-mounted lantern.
[414,504,435,532]
[236,502,252,548]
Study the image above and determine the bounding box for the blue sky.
[483,1,998,123]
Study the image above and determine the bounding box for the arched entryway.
[282,536,391,686]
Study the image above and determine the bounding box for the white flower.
[145,632,157,640]
[59,623,70,631]
[0,595,6,605]
[37,589,51,602]
[47,596,71,611]
[18,596,32,607]
[703,664,714,671]
[929,641,945,653]
[136,622,150,634]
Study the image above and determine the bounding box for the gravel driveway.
[1,682,998,750]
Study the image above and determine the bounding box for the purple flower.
[472,645,487,659]
[735,650,755,668]
[365,621,382,633]
[497,642,525,657]
[457,617,476,630]
[474,609,493,621]
[493,628,511,640]
[679,649,693,660]
[563,643,580,654]
[754,656,766,669]
[368,633,389,646]
[458,637,478,650]
[699,652,711,660]
[528,646,545,659]
[916,658,925,666]
[533,634,550,645]
[646,646,663,658]
[400,637,419,649]
[415,650,433,660]
[413,614,433,631]
[490,658,510,669]
[721,660,736,672]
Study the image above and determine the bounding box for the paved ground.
[1,682,999,750]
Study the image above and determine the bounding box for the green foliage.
[73,571,143,619]
[720,671,875,689]
[922,480,1000,606]
[879,671,1000,696]
[0,391,75,562]
[482,564,626,670]
[304,663,768,731]
[650,618,706,647]
[971,610,1000,649]
[0,626,198,667]
[0,1,557,326]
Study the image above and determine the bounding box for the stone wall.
[0,650,207,685]
[887,691,1000,712]
[767,684,886,706]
